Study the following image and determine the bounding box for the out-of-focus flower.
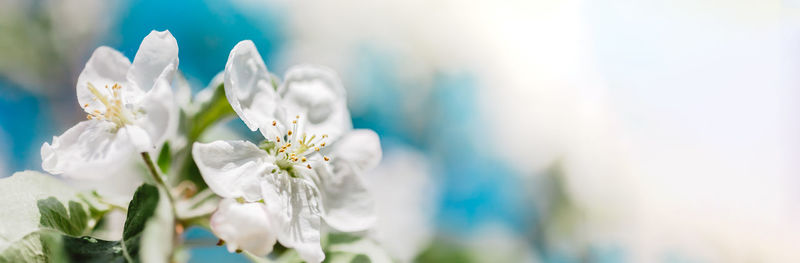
[192,40,381,263]
[0,0,118,94]
[365,147,437,262]
[40,30,179,179]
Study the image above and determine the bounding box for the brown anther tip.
[321,142,326,147]
[216,239,225,246]
[307,164,312,169]
[301,157,307,162]
[235,249,243,254]
[324,156,330,161]
[288,131,293,136]
[272,120,277,126]
[292,120,297,124]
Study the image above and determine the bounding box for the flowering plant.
[0,30,388,263]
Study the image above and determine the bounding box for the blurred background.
[2,0,800,262]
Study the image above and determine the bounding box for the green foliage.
[322,233,391,263]
[188,84,235,141]
[122,184,160,241]
[0,171,86,252]
[37,198,89,236]
[175,83,236,191]
[0,232,49,263]
[415,239,475,263]
[53,235,127,263]
[0,181,170,263]
[53,183,168,263]
[157,142,171,174]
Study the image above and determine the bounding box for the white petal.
[41,120,136,179]
[310,129,381,231]
[173,70,192,110]
[210,199,277,256]
[121,125,154,153]
[192,141,274,201]
[364,148,437,262]
[331,129,382,172]
[128,30,179,93]
[76,46,132,114]
[279,65,352,142]
[224,40,286,140]
[266,176,325,263]
[313,159,375,232]
[135,78,178,150]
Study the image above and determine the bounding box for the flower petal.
[128,30,179,93]
[210,198,277,256]
[121,125,154,153]
[265,175,325,263]
[76,46,131,115]
[192,140,274,201]
[41,120,136,179]
[331,129,382,172]
[173,70,192,110]
[310,129,381,231]
[224,40,286,140]
[313,159,375,232]
[136,78,178,151]
[279,65,352,142]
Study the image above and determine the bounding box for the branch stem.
[141,152,176,206]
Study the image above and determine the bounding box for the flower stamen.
[85,82,134,130]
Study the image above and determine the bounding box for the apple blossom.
[192,40,381,263]
[41,30,179,179]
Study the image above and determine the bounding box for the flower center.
[262,115,331,171]
[85,83,135,130]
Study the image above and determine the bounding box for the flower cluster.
[42,31,178,179]
[194,41,381,262]
[35,31,381,263]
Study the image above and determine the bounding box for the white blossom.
[41,30,179,179]
[193,40,381,262]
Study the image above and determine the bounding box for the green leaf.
[28,184,167,262]
[323,233,392,263]
[414,239,475,263]
[189,83,235,141]
[122,184,159,241]
[52,235,127,263]
[138,185,175,263]
[37,198,89,236]
[50,184,166,263]
[0,171,84,251]
[0,232,48,262]
[59,183,168,263]
[156,142,171,174]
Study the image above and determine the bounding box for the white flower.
[41,30,179,179]
[365,148,437,262]
[192,40,382,263]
